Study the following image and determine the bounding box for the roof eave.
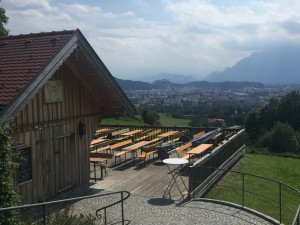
[74,29,137,115]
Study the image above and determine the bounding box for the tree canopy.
[0,2,9,36]
[140,107,160,125]
[245,90,300,154]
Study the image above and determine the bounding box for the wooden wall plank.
[13,62,110,203]
[37,90,43,124]
[32,95,38,124]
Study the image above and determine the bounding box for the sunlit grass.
[100,116,144,126]
[159,113,190,127]
[205,154,300,224]
[100,114,190,127]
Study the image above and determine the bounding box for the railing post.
[189,166,194,199]
[43,202,46,225]
[279,182,282,224]
[121,192,125,225]
[242,173,245,207]
[104,208,107,225]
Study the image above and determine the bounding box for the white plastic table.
[163,158,189,199]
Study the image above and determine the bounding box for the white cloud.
[2,0,300,80]
[8,0,52,10]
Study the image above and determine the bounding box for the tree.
[260,97,279,129]
[140,107,160,125]
[265,122,299,153]
[0,2,9,36]
[188,115,208,127]
[0,121,21,224]
[245,109,262,142]
[245,91,300,143]
[277,91,300,131]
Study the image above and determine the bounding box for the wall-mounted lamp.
[78,120,86,137]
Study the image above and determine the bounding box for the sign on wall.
[45,80,63,103]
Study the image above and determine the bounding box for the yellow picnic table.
[90,138,117,152]
[186,143,213,163]
[90,157,108,181]
[158,131,178,138]
[122,141,150,164]
[123,141,150,152]
[90,138,107,146]
[121,129,143,136]
[95,128,109,134]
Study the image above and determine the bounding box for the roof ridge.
[0,30,76,40]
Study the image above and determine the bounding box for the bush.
[188,115,208,127]
[140,107,160,125]
[265,122,299,153]
[0,121,21,225]
[26,208,97,225]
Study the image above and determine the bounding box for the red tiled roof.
[0,30,75,106]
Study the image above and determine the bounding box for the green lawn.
[101,114,190,127]
[159,113,190,127]
[205,154,300,224]
[100,116,144,126]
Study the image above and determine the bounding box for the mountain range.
[136,73,197,83]
[116,44,300,89]
[205,45,300,84]
[115,78,264,91]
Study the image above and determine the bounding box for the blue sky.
[2,0,300,81]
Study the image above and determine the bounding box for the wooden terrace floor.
[90,151,190,201]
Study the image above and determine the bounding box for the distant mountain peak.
[205,45,300,84]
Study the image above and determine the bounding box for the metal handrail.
[196,166,300,224]
[0,190,131,225]
[95,191,131,224]
[292,204,300,225]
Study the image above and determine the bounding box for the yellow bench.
[135,129,153,142]
[89,139,116,151]
[144,129,162,141]
[211,132,223,146]
[192,131,205,139]
[175,142,192,157]
[182,143,213,163]
[110,139,133,164]
[137,141,163,166]
[110,139,132,151]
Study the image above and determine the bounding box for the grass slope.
[159,113,190,127]
[100,116,144,126]
[205,154,300,224]
[101,114,190,127]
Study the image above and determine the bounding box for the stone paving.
[69,189,277,225]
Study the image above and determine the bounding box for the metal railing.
[189,129,245,197]
[195,166,300,225]
[293,204,300,225]
[0,191,130,225]
[97,124,239,140]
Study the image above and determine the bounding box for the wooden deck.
[90,151,190,200]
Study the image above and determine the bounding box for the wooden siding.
[12,63,106,203]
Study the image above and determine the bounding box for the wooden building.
[0,29,136,203]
